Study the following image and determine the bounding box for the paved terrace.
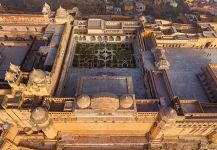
[76,76,132,96]
[61,68,146,99]
[165,48,217,102]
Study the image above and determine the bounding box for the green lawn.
[73,43,136,68]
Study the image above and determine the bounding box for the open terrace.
[165,48,217,102]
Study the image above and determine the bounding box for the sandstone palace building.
[0,3,217,150]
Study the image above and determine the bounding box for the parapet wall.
[50,22,72,96]
[0,14,50,24]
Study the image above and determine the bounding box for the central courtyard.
[61,68,146,99]
[61,41,146,99]
[73,43,136,68]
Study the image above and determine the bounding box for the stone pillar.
[30,107,57,139]
[150,107,177,139]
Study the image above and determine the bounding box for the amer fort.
[0,3,217,150]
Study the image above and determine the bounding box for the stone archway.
[97,36,102,42]
[116,36,121,41]
[78,36,82,41]
[109,36,114,41]
[90,36,96,41]
[30,35,34,40]
[74,35,78,41]
[125,36,129,41]
[103,36,108,42]
[82,36,86,41]
[204,42,212,48]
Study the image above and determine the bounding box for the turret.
[55,6,73,23]
[120,95,134,109]
[30,107,57,139]
[42,3,51,16]
[76,95,91,109]
[150,107,177,139]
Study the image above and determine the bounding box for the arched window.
[109,36,114,41]
[204,42,211,48]
[116,36,121,41]
[103,36,108,41]
[82,36,86,41]
[78,36,82,41]
[74,36,78,41]
[97,36,102,42]
[90,36,96,41]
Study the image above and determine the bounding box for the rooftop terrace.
[0,46,29,79]
[76,76,134,96]
[61,68,146,99]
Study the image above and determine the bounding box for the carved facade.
[141,18,217,49]
[0,5,217,150]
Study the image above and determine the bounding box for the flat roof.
[85,15,136,21]
[165,48,217,102]
[180,100,203,113]
[88,19,102,29]
[0,46,29,80]
[136,100,159,112]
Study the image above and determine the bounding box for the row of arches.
[0,26,43,32]
[159,42,217,49]
[160,44,185,48]
[202,42,217,48]
[191,42,217,49]
[74,35,135,42]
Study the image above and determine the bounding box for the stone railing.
[44,97,74,102]
[0,14,50,24]
[49,112,77,122]
[137,112,158,121]
[162,70,175,100]
[136,99,160,104]
[50,22,72,95]
[185,113,217,118]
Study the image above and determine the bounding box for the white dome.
[159,107,177,119]
[120,95,134,109]
[77,95,91,109]
[31,107,48,123]
[56,6,67,17]
[72,7,78,12]
[42,2,51,15]
[29,69,46,84]
[139,16,147,23]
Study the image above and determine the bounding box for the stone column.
[150,107,177,139]
[30,107,57,139]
